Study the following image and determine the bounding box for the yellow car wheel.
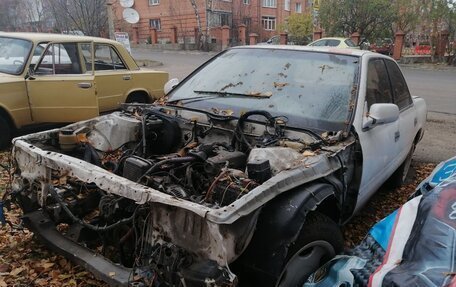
[0,116,11,150]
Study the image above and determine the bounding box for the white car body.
[11,46,426,286]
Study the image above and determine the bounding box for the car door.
[26,41,99,123]
[355,58,401,209]
[82,43,132,112]
[385,59,416,161]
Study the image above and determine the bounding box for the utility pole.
[106,0,115,39]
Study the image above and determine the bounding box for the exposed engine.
[12,105,327,286]
[52,106,313,208]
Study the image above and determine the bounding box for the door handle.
[394,131,400,142]
[77,82,92,89]
[123,75,131,80]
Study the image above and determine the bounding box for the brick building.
[112,0,310,47]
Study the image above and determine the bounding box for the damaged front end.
[11,104,352,286]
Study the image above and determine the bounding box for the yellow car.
[308,37,360,49]
[0,32,168,148]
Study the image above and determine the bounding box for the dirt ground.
[0,149,436,286]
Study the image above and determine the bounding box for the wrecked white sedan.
[10,46,426,287]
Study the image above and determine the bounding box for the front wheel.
[0,116,12,150]
[276,212,344,287]
[388,144,415,188]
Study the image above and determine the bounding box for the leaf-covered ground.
[0,150,436,286]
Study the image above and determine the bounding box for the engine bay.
[46,105,325,208]
[11,105,349,286]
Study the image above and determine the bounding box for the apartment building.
[113,0,310,45]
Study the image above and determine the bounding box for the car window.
[35,43,82,75]
[385,60,413,110]
[344,39,357,47]
[366,59,393,109]
[33,45,45,56]
[309,40,326,46]
[326,39,341,47]
[82,44,127,71]
[0,36,33,75]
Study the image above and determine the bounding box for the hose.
[49,186,135,232]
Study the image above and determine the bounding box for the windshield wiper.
[194,90,272,98]
[168,90,272,105]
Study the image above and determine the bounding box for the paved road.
[402,67,456,115]
[132,48,215,80]
[132,48,456,163]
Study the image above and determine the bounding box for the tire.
[388,144,415,188]
[0,116,12,150]
[276,212,344,287]
[126,92,149,104]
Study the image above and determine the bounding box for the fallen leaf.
[109,271,116,277]
[303,150,316,157]
[42,262,55,270]
[0,264,10,273]
[274,82,288,88]
[10,267,25,276]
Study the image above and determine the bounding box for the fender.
[235,182,338,285]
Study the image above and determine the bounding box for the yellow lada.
[0,32,169,149]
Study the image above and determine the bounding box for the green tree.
[319,0,396,40]
[281,13,313,44]
[393,0,420,34]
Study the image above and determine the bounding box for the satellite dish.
[123,8,140,24]
[119,0,134,8]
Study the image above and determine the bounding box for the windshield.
[0,37,33,75]
[168,48,359,132]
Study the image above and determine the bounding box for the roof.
[314,37,350,41]
[0,32,119,45]
[232,45,374,57]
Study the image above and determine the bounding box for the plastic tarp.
[305,156,456,287]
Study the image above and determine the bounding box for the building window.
[262,16,276,30]
[208,11,233,27]
[148,0,159,5]
[284,0,290,11]
[295,2,302,13]
[243,17,252,27]
[243,0,250,4]
[149,19,161,30]
[262,0,277,8]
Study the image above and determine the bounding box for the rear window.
[345,39,357,47]
[326,39,341,46]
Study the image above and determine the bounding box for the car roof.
[0,32,119,45]
[314,37,350,41]
[232,45,373,57]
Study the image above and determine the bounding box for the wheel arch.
[233,182,341,286]
[0,106,17,130]
[414,128,424,144]
[125,89,151,103]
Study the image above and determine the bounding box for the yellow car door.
[82,43,132,113]
[26,41,99,123]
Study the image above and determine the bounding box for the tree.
[45,0,108,36]
[393,0,420,34]
[319,0,397,40]
[19,0,47,32]
[0,0,22,31]
[281,13,313,44]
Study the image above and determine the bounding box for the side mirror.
[363,103,399,130]
[164,78,179,94]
